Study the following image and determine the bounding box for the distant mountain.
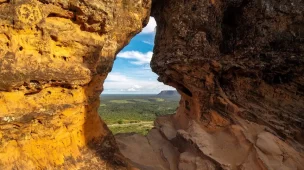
[157,90,180,97]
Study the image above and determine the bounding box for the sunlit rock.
[0,0,151,169]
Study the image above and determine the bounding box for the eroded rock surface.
[0,0,151,169]
[117,0,304,169]
[152,0,304,142]
[1,0,304,169]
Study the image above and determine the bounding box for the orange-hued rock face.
[0,0,151,169]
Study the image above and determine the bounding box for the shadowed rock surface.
[0,0,151,169]
[116,0,304,169]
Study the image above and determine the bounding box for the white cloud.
[141,17,156,34]
[102,17,169,94]
[104,72,174,94]
[127,88,136,92]
[133,85,142,89]
[106,73,128,82]
[117,51,153,65]
[143,40,154,45]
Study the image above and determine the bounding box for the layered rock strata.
[0,0,151,169]
[117,0,304,169]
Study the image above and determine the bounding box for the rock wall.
[0,0,151,169]
[148,0,304,169]
[152,0,304,139]
[117,0,304,170]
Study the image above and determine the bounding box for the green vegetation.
[98,94,180,135]
[99,104,106,107]
[108,121,154,135]
[109,100,135,104]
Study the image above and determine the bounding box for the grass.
[108,121,154,135]
[98,94,180,135]
[109,100,135,104]
[149,98,165,102]
[129,99,150,103]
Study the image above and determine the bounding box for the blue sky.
[103,17,174,94]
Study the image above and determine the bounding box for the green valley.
[98,94,180,135]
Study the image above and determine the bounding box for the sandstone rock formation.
[1,0,304,169]
[116,0,304,169]
[0,0,151,169]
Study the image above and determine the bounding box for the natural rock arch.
[0,0,303,169]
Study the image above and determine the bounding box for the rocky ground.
[117,115,304,170]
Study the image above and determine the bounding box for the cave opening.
[98,17,180,136]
